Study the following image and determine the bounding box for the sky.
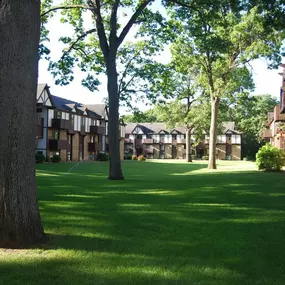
[38,5,285,114]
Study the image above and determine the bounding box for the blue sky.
[38,7,285,114]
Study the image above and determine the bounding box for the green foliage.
[137,155,146,161]
[191,155,196,160]
[97,152,109,161]
[256,144,285,171]
[124,154,132,160]
[36,153,45,163]
[202,156,209,160]
[51,154,61,163]
[132,155,137,161]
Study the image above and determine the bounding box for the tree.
[0,0,45,247]
[41,0,172,180]
[170,3,284,169]
[224,93,279,159]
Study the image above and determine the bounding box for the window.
[71,114,74,126]
[146,134,153,139]
[125,134,130,138]
[172,134,177,140]
[54,110,62,119]
[82,117,85,126]
[36,108,42,113]
[137,134,142,139]
[90,136,94,143]
[52,131,59,140]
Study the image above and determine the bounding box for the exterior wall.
[72,133,79,161]
[120,139,124,160]
[84,135,89,160]
[231,145,241,160]
[153,144,160,159]
[216,144,226,160]
[165,144,172,159]
[59,130,67,161]
[36,107,48,157]
[177,144,185,159]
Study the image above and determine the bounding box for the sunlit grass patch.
[1,160,285,285]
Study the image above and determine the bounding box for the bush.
[137,155,146,161]
[132,155,137,161]
[256,143,285,171]
[97,152,109,161]
[36,152,45,163]
[51,154,61,163]
[124,154,132,160]
[191,155,196,160]
[202,156,209,160]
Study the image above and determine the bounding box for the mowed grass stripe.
[1,160,285,285]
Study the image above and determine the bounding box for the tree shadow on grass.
[2,162,285,285]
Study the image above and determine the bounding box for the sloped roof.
[85,104,106,117]
[126,122,241,135]
[126,123,186,134]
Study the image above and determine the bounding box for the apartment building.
[124,122,242,160]
[36,84,125,161]
[262,64,285,150]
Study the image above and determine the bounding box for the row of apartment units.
[36,84,125,161]
[263,64,285,149]
[124,122,242,160]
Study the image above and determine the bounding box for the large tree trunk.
[0,0,45,248]
[107,54,124,180]
[208,97,220,169]
[186,128,192,162]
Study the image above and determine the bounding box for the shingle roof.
[85,104,107,117]
[126,123,186,134]
[126,122,241,134]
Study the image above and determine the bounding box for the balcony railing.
[90,125,105,135]
[48,139,67,150]
[52,118,72,130]
[88,142,103,152]
[142,138,154,144]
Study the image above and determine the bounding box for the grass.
[1,160,285,285]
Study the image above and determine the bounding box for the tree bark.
[0,0,45,248]
[186,128,192,162]
[208,96,220,169]
[107,53,124,180]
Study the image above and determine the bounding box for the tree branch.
[93,0,110,61]
[109,0,120,49]
[117,0,153,48]
[41,5,93,17]
[59,28,96,61]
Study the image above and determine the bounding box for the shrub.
[132,155,137,161]
[202,156,209,160]
[137,155,146,161]
[191,155,196,160]
[36,152,45,163]
[51,154,61,163]
[124,154,132,160]
[97,152,109,161]
[256,143,285,171]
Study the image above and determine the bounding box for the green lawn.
[1,160,285,285]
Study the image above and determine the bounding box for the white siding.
[217,135,226,143]
[48,109,54,127]
[232,135,241,144]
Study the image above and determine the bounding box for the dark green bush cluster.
[36,152,45,163]
[97,152,109,161]
[256,143,285,171]
[137,155,146,161]
[51,154,61,163]
[124,154,132,160]
[202,156,209,160]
